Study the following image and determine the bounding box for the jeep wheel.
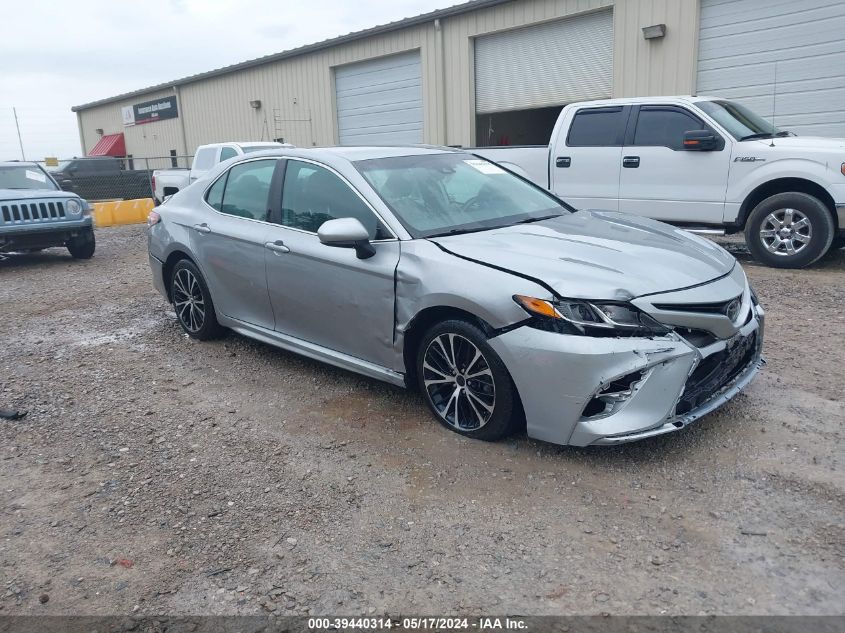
[744,192,834,268]
[67,229,95,259]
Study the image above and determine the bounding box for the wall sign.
[122,96,178,126]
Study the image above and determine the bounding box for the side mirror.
[317,217,375,259]
[682,130,720,151]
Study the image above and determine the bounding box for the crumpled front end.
[488,265,765,447]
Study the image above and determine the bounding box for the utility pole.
[13,107,26,160]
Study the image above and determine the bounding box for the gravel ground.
[1,225,843,616]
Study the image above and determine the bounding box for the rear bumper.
[489,305,764,447]
[149,253,167,299]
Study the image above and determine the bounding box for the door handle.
[264,240,290,254]
[555,156,571,168]
[193,223,211,234]
[622,156,640,168]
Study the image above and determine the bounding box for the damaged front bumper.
[488,305,764,447]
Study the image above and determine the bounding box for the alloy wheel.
[422,333,496,431]
[759,208,812,257]
[173,268,206,333]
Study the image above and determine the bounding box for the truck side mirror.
[682,130,720,151]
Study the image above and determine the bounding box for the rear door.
[550,106,628,211]
[618,105,730,223]
[188,158,280,330]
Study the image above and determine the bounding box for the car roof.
[242,145,462,163]
[0,161,42,168]
[567,95,722,108]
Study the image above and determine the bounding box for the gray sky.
[1,0,458,161]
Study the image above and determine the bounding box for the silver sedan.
[147,146,764,446]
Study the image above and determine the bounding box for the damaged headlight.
[514,295,670,337]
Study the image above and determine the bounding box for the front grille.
[653,296,741,315]
[0,200,66,226]
[675,331,758,415]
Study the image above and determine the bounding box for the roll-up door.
[335,51,423,145]
[697,0,845,137]
[474,9,614,115]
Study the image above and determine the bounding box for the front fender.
[728,157,836,207]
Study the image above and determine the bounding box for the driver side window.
[279,160,389,239]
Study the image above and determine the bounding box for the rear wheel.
[67,229,95,259]
[744,192,834,268]
[416,319,520,442]
[170,259,223,340]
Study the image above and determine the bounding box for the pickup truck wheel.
[417,319,521,442]
[66,229,95,259]
[744,192,834,268]
[170,259,223,340]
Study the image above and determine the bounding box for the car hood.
[0,188,75,202]
[747,136,845,150]
[430,210,736,300]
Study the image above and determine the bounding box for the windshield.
[355,153,570,238]
[0,165,58,191]
[697,100,785,140]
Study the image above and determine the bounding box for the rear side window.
[219,146,238,161]
[205,173,227,211]
[632,107,705,150]
[567,107,626,147]
[219,160,277,221]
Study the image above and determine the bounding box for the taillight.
[151,175,156,192]
[147,210,161,226]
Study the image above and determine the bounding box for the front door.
[618,105,731,224]
[188,158,279,330]
[264,159,400,369]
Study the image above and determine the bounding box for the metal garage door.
[474,9,613,114]
[335,51,423,145]
[697,0,845,137]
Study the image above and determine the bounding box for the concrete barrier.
[91,198,154,227]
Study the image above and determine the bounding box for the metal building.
[72,0,845,161]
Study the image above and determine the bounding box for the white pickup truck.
[152,141,291,204]
[474,96,845,268]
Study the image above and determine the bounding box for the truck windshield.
[46,161,72,172]
[355,153,570,238]
[697,100,789,141]
[0,165,58,191]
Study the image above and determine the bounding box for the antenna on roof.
[770,61,778,147]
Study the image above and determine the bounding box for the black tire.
[744,192,834,268]
[170,259,224,340]
[67,229,95,259]
[416,319,521,442]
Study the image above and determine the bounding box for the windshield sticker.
[463,159,505,175]
[26,169,47,182]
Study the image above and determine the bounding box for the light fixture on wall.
[95,128,104,135]
[642,24,666,40]
[249,99,262,110]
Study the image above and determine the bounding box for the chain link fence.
[34,155,194,202]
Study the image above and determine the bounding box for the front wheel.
[744,192,834,268]
[67,229,95,259]
[416,319,521,442]
[170,259,223,340]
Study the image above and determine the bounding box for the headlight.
[66,199,81,215]
[514,295,670,337]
